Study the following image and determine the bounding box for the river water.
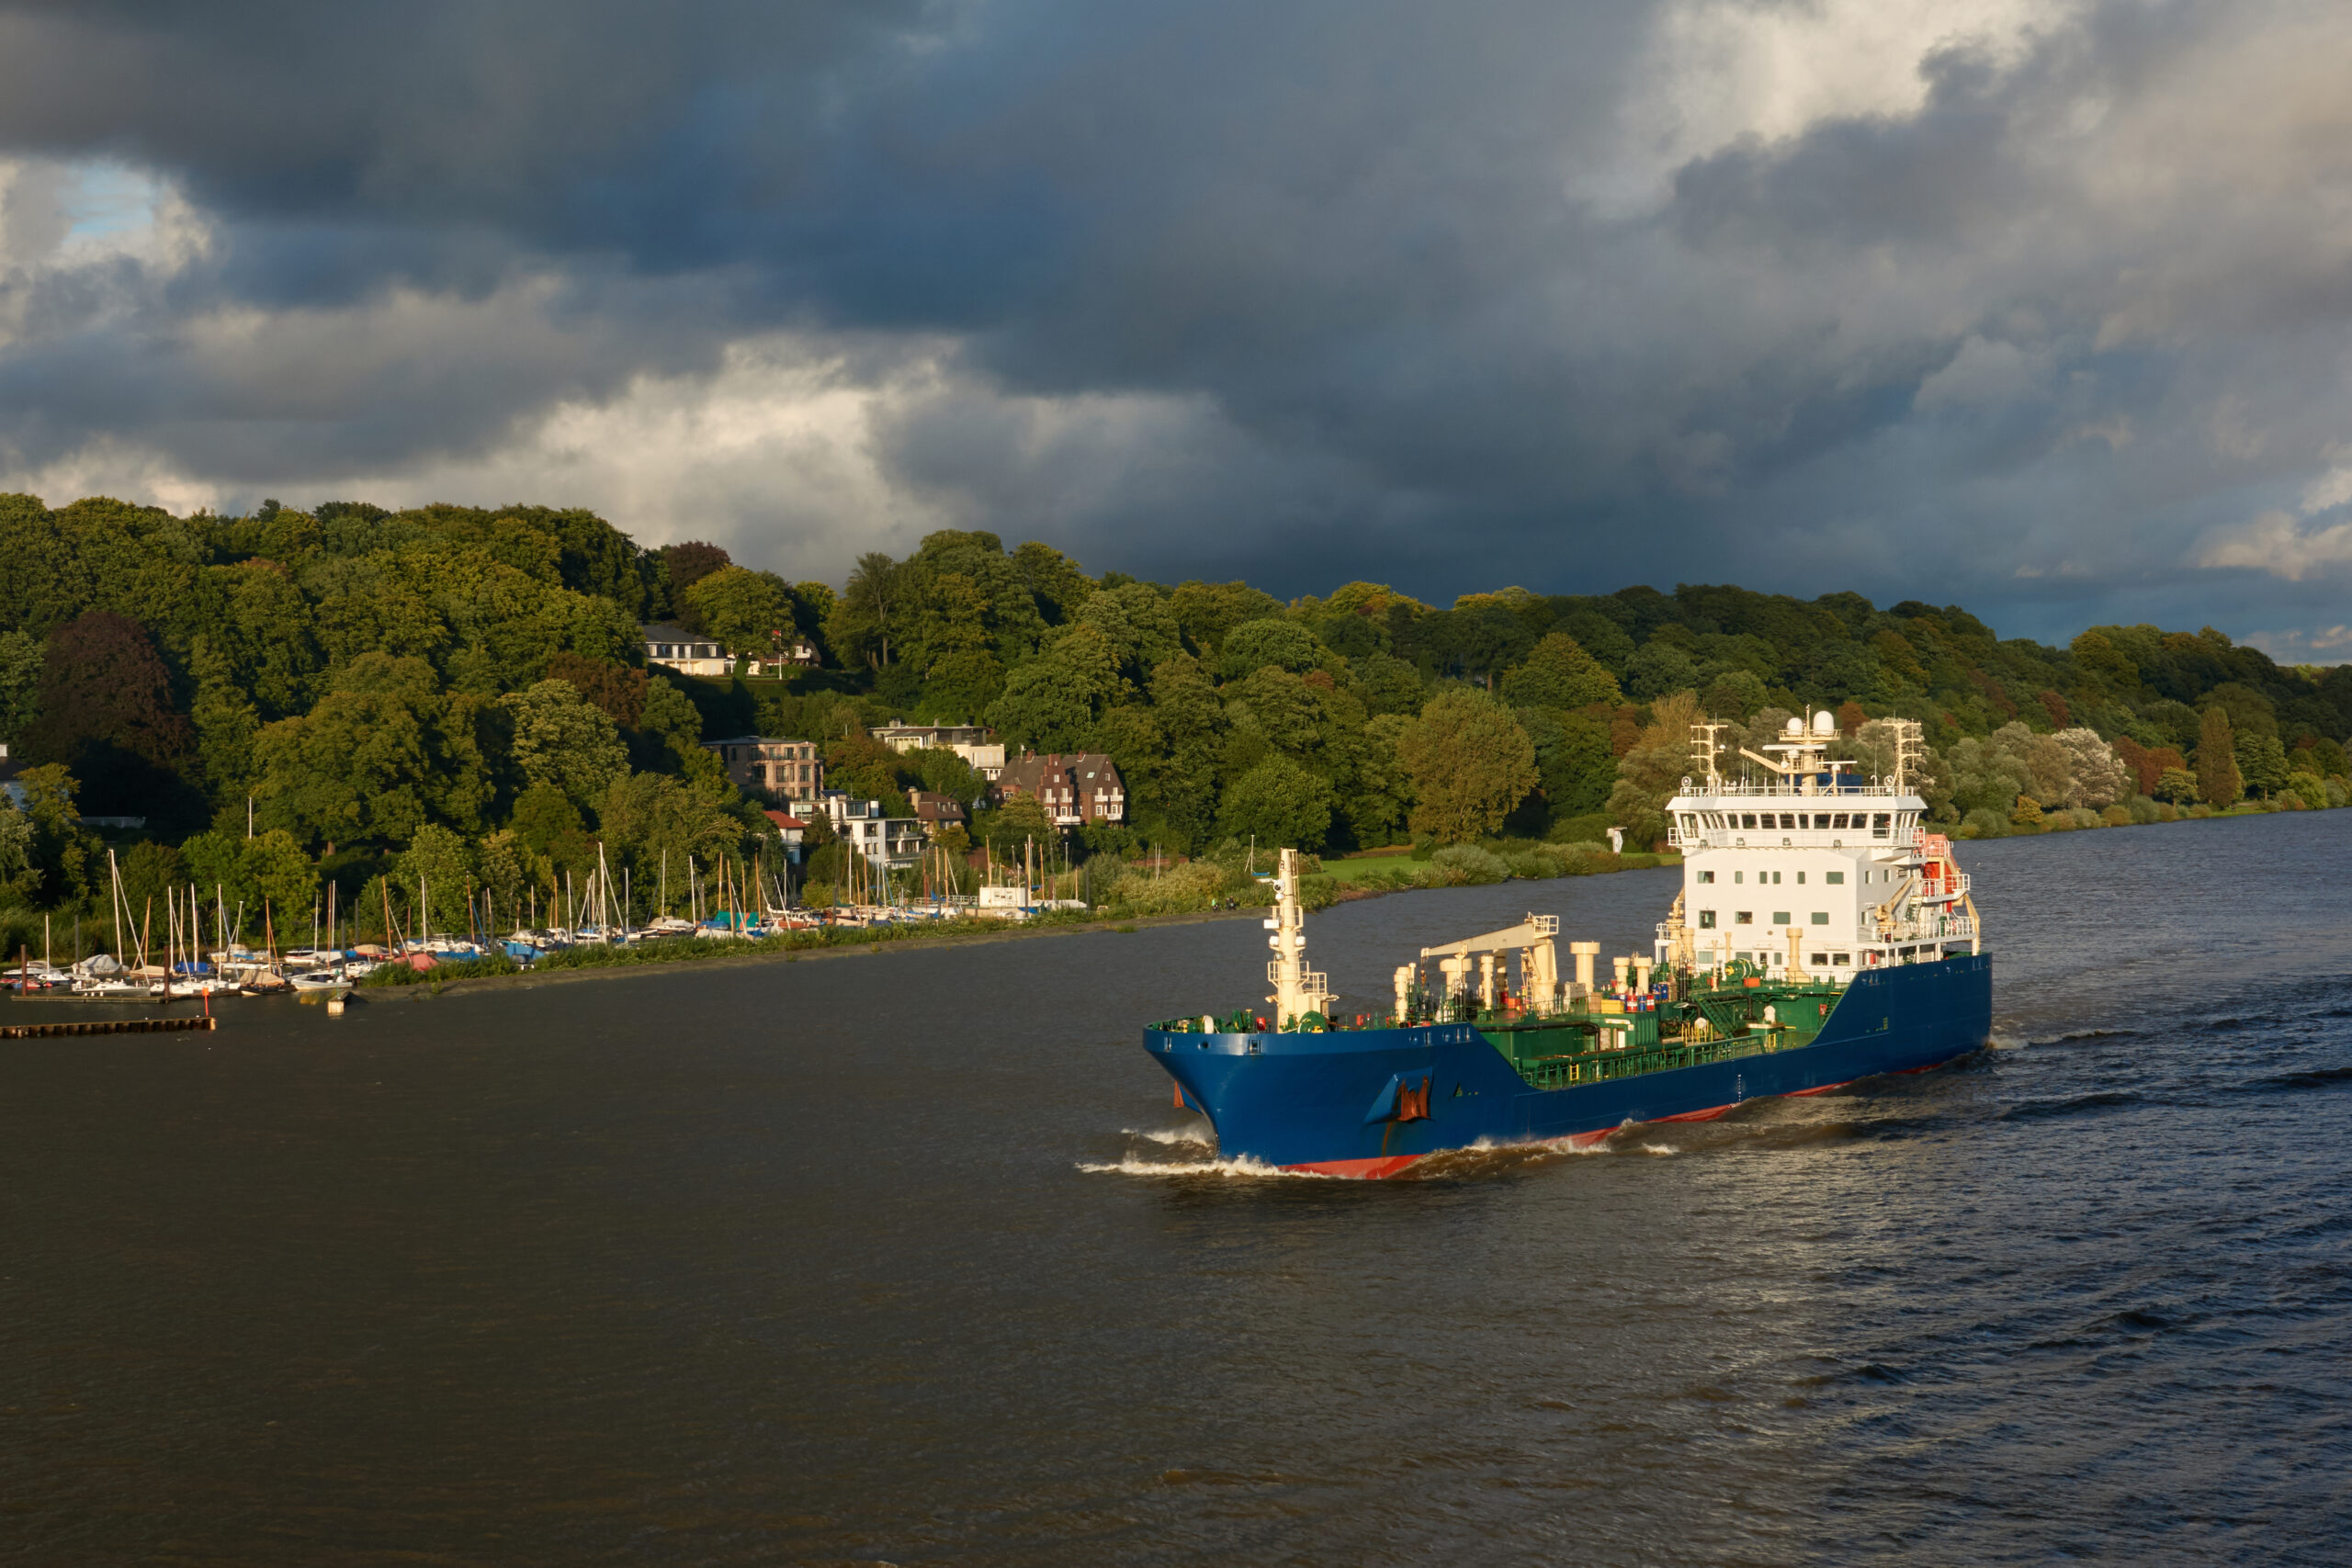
[4,811,2349,1565]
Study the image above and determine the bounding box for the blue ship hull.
[1143,954,1992,1176]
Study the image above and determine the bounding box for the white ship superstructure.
[1654,712,1983,983]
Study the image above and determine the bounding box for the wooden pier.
[0,1016,219,1040]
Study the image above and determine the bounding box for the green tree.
[10,764,96,906]
[1605,691,1702,849]
[244,830,320,942]
[1218,754,1335,852]
[118,841,187,933]
[252,658,445,847]
[1347,650,1426,716]
[0,798,38,903]
[1528,708,1616,816]
[188,637,263,796]
[395,824,477,937]
[828,552,909,669]
[597,772,743,878]
[1218,617,1320,679]
[0,628,42,741]
[2196,707,2243,807]
[989,625,1125,751]
[682,565,797,659]
[2233,731,2290,799]
[511,784,596,876]
[1500,633,1623,709]
[503,679,629,806]
[2154,766,2199,805]
[976,793,1055,857]
[1395,691,1539,843]
[1075,582,1184,682]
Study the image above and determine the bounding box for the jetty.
[0,1017,219,1039]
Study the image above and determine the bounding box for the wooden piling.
[0,1017,219,1040]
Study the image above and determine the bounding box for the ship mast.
[1264,849,1335,1028]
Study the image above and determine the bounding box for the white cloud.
[2195,508,2352,581]
[1580,0,2065,213]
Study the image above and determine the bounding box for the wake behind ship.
[1142,713,1992,1176]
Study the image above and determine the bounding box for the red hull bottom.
[1278,1071,1926,1179]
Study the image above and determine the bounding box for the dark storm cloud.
[2,0,2351,648]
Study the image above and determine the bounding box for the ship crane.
[1408,916,1593,1017]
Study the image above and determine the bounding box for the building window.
[1697,870,1714,884]
[1826,871,1844,885]
[1735,911,1753,925]
[1699,910,1716,928]
[1810,911,1828,925]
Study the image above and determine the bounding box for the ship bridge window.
[1741,813,1758,829]
[1872,813,1892,838]
[1832,813,1849,829]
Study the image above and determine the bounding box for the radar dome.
[1784,716,1804,736]
[1813,710,1836,735]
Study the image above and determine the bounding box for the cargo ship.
[1142,714,1991,1176]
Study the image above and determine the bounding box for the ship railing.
[1678,778,1912,799]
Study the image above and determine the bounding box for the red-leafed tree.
[23,611,192,770]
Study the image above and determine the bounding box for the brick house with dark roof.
[990,753,1125,827]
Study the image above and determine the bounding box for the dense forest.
[3,491,2348,949]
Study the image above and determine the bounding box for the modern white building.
[821,793,927,873]
[870,721,1006,780]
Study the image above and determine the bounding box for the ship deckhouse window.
[1698,871,1714,884]
[1735,911,1753,925]
[1811,953,1828,966]
[1833,953,1850,965]
[1772,911,1790,924]
[1734,871,1743,884]
[1771,871,1782,885]
[1826,871,1844,885]
[1795,872,1805,885]
[1811,911,1828,925]
[1699,910,1716,928]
